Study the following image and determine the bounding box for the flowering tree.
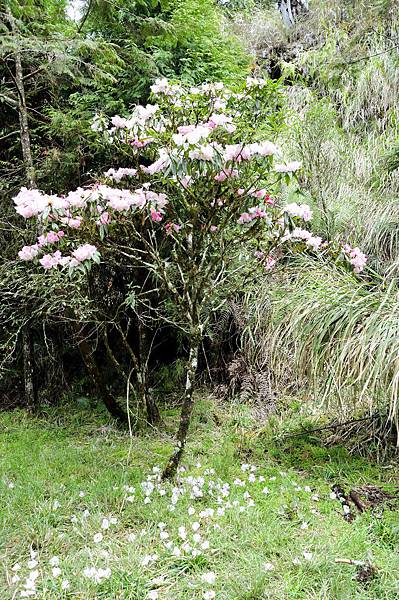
[14,77,366,477]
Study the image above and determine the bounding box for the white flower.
[61,580,70,590]
[158,522,166,529]
[201,540,210,550]
[275,161,302,173]
[160,531,169,540]
[148,591,159,600]
[300,522,309,530]
[201,571,216,584]
[12,563,21,571]
[101,518,110,530]
[79,491,85,497]
[49,556,59,567]
[188,506,196,516]
[93,532,103,543]
[52,567,61,578]
[303,551,313,561]
[262,487,270,495]
[8,482,15,489]
[172,546,181,557]
[178,526,187,540]
[27,560,38,569]
[127,533,136,542]
[203,591,216,600]
[192,522,200,532]
[193,533,201,543]
[53,500,61,510]
[11,574,20,583]
[264,562,274,571]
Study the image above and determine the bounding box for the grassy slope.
[0,398,398,600]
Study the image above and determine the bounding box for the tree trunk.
[7,7,36,187]
[7,6,38,408]
[278,0,309,27]
[22,326,37,411]
[72,321,128,423]
[137,323,160,426]
[162,333,199,479]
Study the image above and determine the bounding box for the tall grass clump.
[267,258,399,433]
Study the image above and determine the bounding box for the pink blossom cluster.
[38,230,65,246]
[254,250,276,271]
[288,228,323,251]
[342,245,367,273]
[275,161,302,173]
[104,168,137,182]
[238,205,269,223]
[214,168,239,182]
[14,185,168,223]
[14,188,65,218]
[20,244,99,270]
[283,202,313,222]
[224,141,278,163]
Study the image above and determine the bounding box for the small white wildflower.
[11,574,20,583]
[61,580,70,590]
[127,533,136,542]
[70,515,78,524]
[259,475,265,482]
[303,551,313,561]
[330,492,337,500]
[79,491,85,497]
[304,486,312,493]
[178,526,187,540]
[311,494,320,502]
[148,591,159,600]
[101,518,110,530]
[263,562,274,571]
[27,560,38,569]
[160,531,169,540]
[188,506,196,516]
[12,563,21,571]
[192,522,200,532]
[201,540,210,550]
[53,500,61,510]
[93,532,103,543]
[201,571,216,584]
[203,591,216,600]
[158,522,166,529]
[300,522,309,530]
[193,533,201,543]
[8,482,15,489]
[262,487,270,495]
[52,567,61,578]
[49,557,59,567]
[172,546,181,557]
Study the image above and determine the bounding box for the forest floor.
[1,395,399,600]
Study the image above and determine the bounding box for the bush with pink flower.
[14,77,366,477]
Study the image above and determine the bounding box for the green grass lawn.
[1,396,398,599]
